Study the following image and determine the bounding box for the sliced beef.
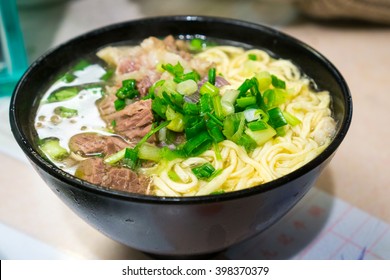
[100,99,154,142]
[69,133,129,157]
[97,93,117,117]
[75,157,150,194]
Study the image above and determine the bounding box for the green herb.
[222,112,245,144]
[208,68,216,85]
[100,69,114,81]
[138,143,161,162]
[73,60,91,72]
[268,107,288,128]
[283,111,301,126]
[247,120,268,131]
[114,99,126,111]
[183,131,213,157]
[192,163,216,180]
[62,73,76,83]
[47,87,78,103]
[189,38,204,52]
[123,148,139,169]
[271,74,286,89]
[236,96,257,108]
[39,138,69,161]
[54,106,78,118]
[245,125,276,146]
[248,54,257,61]
[210,189,225,195]
[200,81,219,96]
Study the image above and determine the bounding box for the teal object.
[0,0,28,96]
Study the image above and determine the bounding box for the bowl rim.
[9,15,353,204]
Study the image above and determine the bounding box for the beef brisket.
[99,99,154,142]
[75,157,150,194]
[69,133,129,157]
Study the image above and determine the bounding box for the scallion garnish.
[248,54,257,61]
[54,106,78,118]
[268,107,288,128]
[271,74,286,89]
[192,163,216,180]
[47,87,78,103]
[208,68,216,85]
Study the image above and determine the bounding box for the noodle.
[146,45,336,196]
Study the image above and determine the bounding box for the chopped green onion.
[208,68,216,85]
[183,102,199,116]
[54,106,78,118]
[207,124,225,143]
[268,107,288,128]
[248,54,257,61]
[166,106,185,132]
[123,148,139,169]
[100,69,114,81]
[151,96,167,118]
[276,126,286,136]
[148,80,165,95]
[111,120,117,128]
[138,143,161,162]
[189,38,204,52]
[47,87,78,103]
[104,148,126,165]
[223,112,245,144]
[185,118,206,139]
[245,125,276,146]
[199,81,219,96]
[243,108,259,122]
[199,93,213,116]
[168,170,182,182]
[256,71,272,91]
[237,134,257,151]
[174,71,200,83]
[116,79,139,100]
[206,112,223,127]
[192,163,216,180]
[73,60,90,71]
[263,88,288,109]
[271,74,286,89]
[162,91,184,114]
[135,121,170,150]
[162,62,184,77]
[221,89,239,115]
[160,147,185,160]
[236,96,257,108]
[237,79,253,98]
[212,94,224,120]
[39,138,69,161]
[114,99,126,111]
[176,79,198,96]
[183,131,212,157]
[250,77,267,112]
[210,189,225,195]
[62,73,76,83]
[283,111,301,126]
[247,120,268,131]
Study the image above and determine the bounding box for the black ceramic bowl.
[10,16,352,257]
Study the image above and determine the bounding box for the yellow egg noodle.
[145,46,336,197]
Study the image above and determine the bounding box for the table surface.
[0,0,389,259]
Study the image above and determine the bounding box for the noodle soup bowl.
[10,16,352,257]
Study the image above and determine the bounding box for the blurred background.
[1,0,389,259]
